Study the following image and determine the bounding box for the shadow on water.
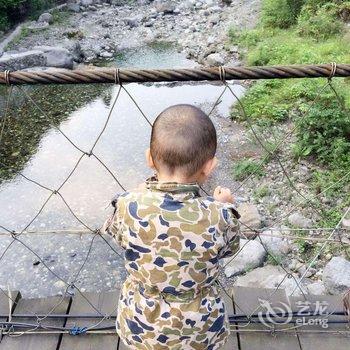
[0,84,110,181]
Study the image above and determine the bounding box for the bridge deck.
[0,287,348,350]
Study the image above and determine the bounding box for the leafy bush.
[232,159,265,180]
[262,0,305,29]
[287,0,305,19]
[230,0,350,234]
[293,97,350,166]
[297,4,343,39]
[338,2,350,22]
[253,185,270,199]
[262,0,295,28]
[304,0,341,10]
[230,0,350,124]
[0,0,57,31]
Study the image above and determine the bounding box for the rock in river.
[323,256,350,295]
[0,46,74,70]
[205,52,225,66]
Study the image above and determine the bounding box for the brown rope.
[219,66,226,83]
[115,68,121,85]
[0,64,349,85]
[328,62,337,81]
[4,70,10,86]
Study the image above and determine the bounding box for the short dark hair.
[150,104,217,177]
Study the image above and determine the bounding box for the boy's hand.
[213,186,234,204]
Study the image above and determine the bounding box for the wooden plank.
[0,295,70,350]
[59,290,119,350]
[289,294,350,350]
[0,291,21,323]
[0,290,21,343]
[232,287,302,350]
[220,288,240,350]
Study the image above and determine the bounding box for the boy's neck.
[157,172,199,184]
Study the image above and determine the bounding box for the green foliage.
[229,0,350,173]
[259,0,346,36]
[296,237,313,254]
[338,2,350,22]
[297,3,343,39]
[231,78,332,122]
[309,167,350,228]
[232,158,265,180]
[229,0,350,235]
[304,0,340,10]
[253,185,270,199]
[266,253,283,266]
[51,9,68,24]
[234,28,350,66]
[0,0,56,31]
[293,96,350,166]
[262,0,304,29]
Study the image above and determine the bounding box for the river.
[0,44,247,296]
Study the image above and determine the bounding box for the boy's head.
[147,104,217,182]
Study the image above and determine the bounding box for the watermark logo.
[257,299,329,329]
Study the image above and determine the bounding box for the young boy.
[103,104,241,350]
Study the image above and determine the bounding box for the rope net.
[0,67,349,337]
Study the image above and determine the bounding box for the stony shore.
[0,0,261,69]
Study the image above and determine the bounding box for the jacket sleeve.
[218,205,241,260]
[102,194,125,249]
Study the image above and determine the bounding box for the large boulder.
[154,0,175,13]
[260,228,291,258]
[0,47,74,70]
[205,52,225,66]
[237,203,262,232]
[342,207,350,229]
[0,50,46,70]
[235,265,306,296]
[63,41,85,63]
[27,21,50,31]
[67,1,81,12]
[223,239,266,277]
[124,15,143,28]
[37,12,53,24]
[43,47,74,69]
[288,212,313,228]
[81,0,94,6]
[306,281,326,295]
[323,256,350,295]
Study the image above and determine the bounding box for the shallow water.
[0,45,245,233]
[0,45,250,297]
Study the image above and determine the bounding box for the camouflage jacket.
[104,179,240,350]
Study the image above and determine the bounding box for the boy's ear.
[145,148,155,169]
[203,157,217,177]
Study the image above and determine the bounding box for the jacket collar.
[145,175,201,197]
